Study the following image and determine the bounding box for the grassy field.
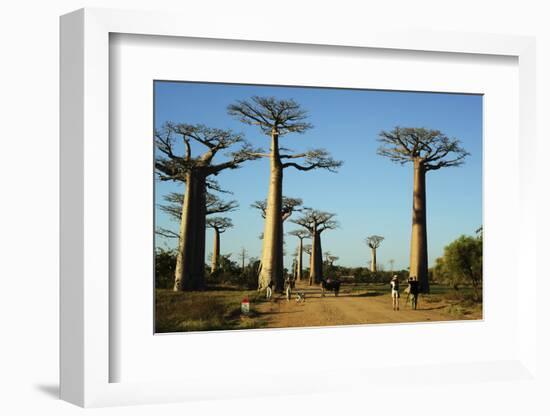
[156,282,482,333]
[155,287,269,333]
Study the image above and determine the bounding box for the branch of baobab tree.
[247,152,271,158]
[208,144,266,174]
[170,123,244,151]
[206,178,233,194]
[207,195,239,215]
[425,154,468,170]
[155,158,190,182]
[155,227,179,239]
[282,162,318,171]
[279,153,308,159]
[160,192,238,221]
[251,197,303,220]
[281,149,342,172]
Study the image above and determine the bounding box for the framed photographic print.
[60,8,537,407]
[152,81,483,333]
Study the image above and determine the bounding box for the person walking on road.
[284,277,292,302]
[390,275,400,311]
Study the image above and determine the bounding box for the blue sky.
[154,81,482,271]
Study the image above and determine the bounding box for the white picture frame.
[60,8,537,408]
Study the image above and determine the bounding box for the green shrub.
[155,248,176,289]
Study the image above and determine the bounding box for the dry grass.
[422,285,482,318]
[155,288,267,333]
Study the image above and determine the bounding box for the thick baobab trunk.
[211,228,220,274]
[308,249,314,286]
[316,233,323,282]
[258,132,284,291]
[310,230,324,284]
[173,171,207,291]
[371,247,377,272]
[173,172,192,291]
[173,171,205,291]
[191,173,207,290]
[409,159,429,293]
[305,249,313,285]
[276,220,285,292]
[297,238,303,281]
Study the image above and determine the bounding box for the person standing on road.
[266,280,273,300]
[284,277,292,302]
[408,276,419,310]
[390,275,400,311]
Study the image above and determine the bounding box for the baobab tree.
[155,122,259,291]
[229,96,342,291]
[292,209,338,285]
[326,254,339,268]
[324,251,339,265]
[377,127,469,292]
[288,229,309,282]
[365,235,384,272]
[206,217,233,274]
[251,196,302,291]
[388,259,395,273]
[238,247,248,273]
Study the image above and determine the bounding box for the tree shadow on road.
[261,310,302,316]
[414,305,446,311]
[331,292,385,298]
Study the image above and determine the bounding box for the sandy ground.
[255,281,480,329]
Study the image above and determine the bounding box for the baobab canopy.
[228,96,313,136]
[377,127,469,170]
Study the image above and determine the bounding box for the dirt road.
[255,281,480,328]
